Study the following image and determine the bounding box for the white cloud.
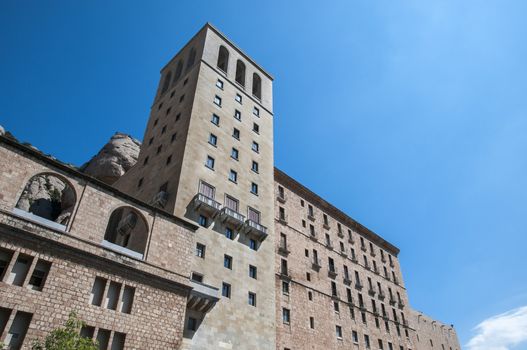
[466,306,527,350]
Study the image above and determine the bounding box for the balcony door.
[199,181,215,199]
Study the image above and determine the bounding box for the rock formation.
[16,174,76,225]
[81,133,141,184]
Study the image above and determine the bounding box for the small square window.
[252,141,259,153]
[171,133,177,143]
[229,170,238,183]
[249,265,257,279]
[191,272,203,283]
[216,79,224,89]
[188,317,197,331]
[249,239,257,250]
[251,161,259,173]
[233,128,240,140]
[248,292,256,306]
[253,107,260,117]
[235,94,242,103]
[251,182,258,195]
[205,156,215,169]
[225,227,234,240]
[211,114,220,126]
[224,255,232,269]
[198,215,207,227]
[196,243,205,258]
[222,282,231,298]
[214,95,222,107]
[179,94,185,103]
[166,155,172,165]
[209,133,218,146]
[231,148,239,160]
[253,123,259,134]
[234,110,241,120]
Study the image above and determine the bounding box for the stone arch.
[15,172,77,226]
[217,45,229,73]
[252,72,262,99]
[235,60,246,86]
[103,206,149,256]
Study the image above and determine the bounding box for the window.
[308,291,313,300]
[249,239,257,250]
[198,215,207,227]
[310,317,315,329]
[166,107,171,116]
[364,334,371,348]
[216,79,224,89]
[378,340,384,350]
[161,125,167,133]
[233,128,240,139]
[171,133,177,142]
[209,133,218,146]
[235,60,246,86]
[214,95,222,107]
[160,71,172,94]
[154,118,159,126]
[106,281,121,310]
[28,260,51,291]
[96,329,111,349]
[249,265,257,279]
[234,110,241,120]
[229,170,237,183]
[252,73,262,99]
[352,330,358,343]
[170,90,175,98]
[148,137,154,145]
[252,141,259,153]
[217,46,229,72]
[191,272,203,283]
[137,178,143,188]
[248,292,256,306]
[235,93,242,103]
[186,47,196,69]
[166,155,172,165]
[5,311,32,349]
[282,280,289,294]
[174,60,183,82]
[143,156,150,166]
[336,325,343,339]
[225,227,234,240]
[7,254,32,286]
[282,308,290,324]
[196,243,205,258]
[333,301,340,313]
[176,113,181,121]
[306,272,311,281]
[211,114,220,125]
[250,182,258,195]
[225,195,239,211]
[231,148,239,160]
[222,282,231,298]
[187,317,198,332]
[179,94,185,103]
[205,156,215,169]
[253,123,259,134]
[252,161,259,173]
[156,145,162,154]
[253,106,260,117]
[224,255,232,269]
[89,277,106,306]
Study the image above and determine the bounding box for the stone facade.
[0,137,196,349]
[0,23,460,350]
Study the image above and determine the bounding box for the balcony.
[348,237,355,245]
[309,232,318,241]
[378,291,386,300]
[340,250,348,258]
[278,214,288,225]
[381,256,387,263]
[325,241,334,250]
[328,268,338,279]
[390,261,395,268]
[279,269,291,281]
[277,194,286,204]
[359,304,367,312]
[368,287,376,296]
[323,222,330,230]
[219,207,245,228]
[187,280,219,313]
[382,314,390,321]
[307,213,315,221]
[398,301,405,309]
[360,245,367,252]
[393,277,400,285]
[244,219,268,242]
[373,309,380,317]
[193,193,222,217]
[351,255,358,263]
[355,282,363,291]
[311,258,322,271]
[278,243,290,256]
[331,291,339,300]
[389,298,397,306]
[343,276,352,285]
[337,231,344,238]
[373,266,380,274]
[370,250,376,257]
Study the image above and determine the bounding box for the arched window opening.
[235,60,246,87]
[15,173,76,228]
[217,46,229,73]
[103,207,148,259]
[173,60,184,83]
[186,47,196,70]
[160,71,172,95]
[252,73,262,100]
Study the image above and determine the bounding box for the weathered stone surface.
[15,174,76,225]
[81,132,141,184]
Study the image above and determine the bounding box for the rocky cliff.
[81,133,141,184]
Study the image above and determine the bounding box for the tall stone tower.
[115,23,276,349]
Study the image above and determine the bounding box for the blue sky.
[1,1,527,347]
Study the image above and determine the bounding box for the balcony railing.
[389,297,397,306]
[194,193,222,216]
[390,261,395,268]
[370,250,376,257]
[340,249,348,258]
[307,213,315,221]
[378,291,386,300]
[337,231,344,238]
[323,222,330,230]
[278,243,290,256]
[278,214,288,224]
[368,287,376,296]
[312,258,322,271]
[381,256,387,263]
[343,276,352,285]
[277,194,286,203]
[244,219,268,242]
[220,207,245,227]
[325,241,333,250]
[355,282,363,290]
[360,244,367,252]
[398,301,405,309]
[328,267,338,279]
[348,237,355,245]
